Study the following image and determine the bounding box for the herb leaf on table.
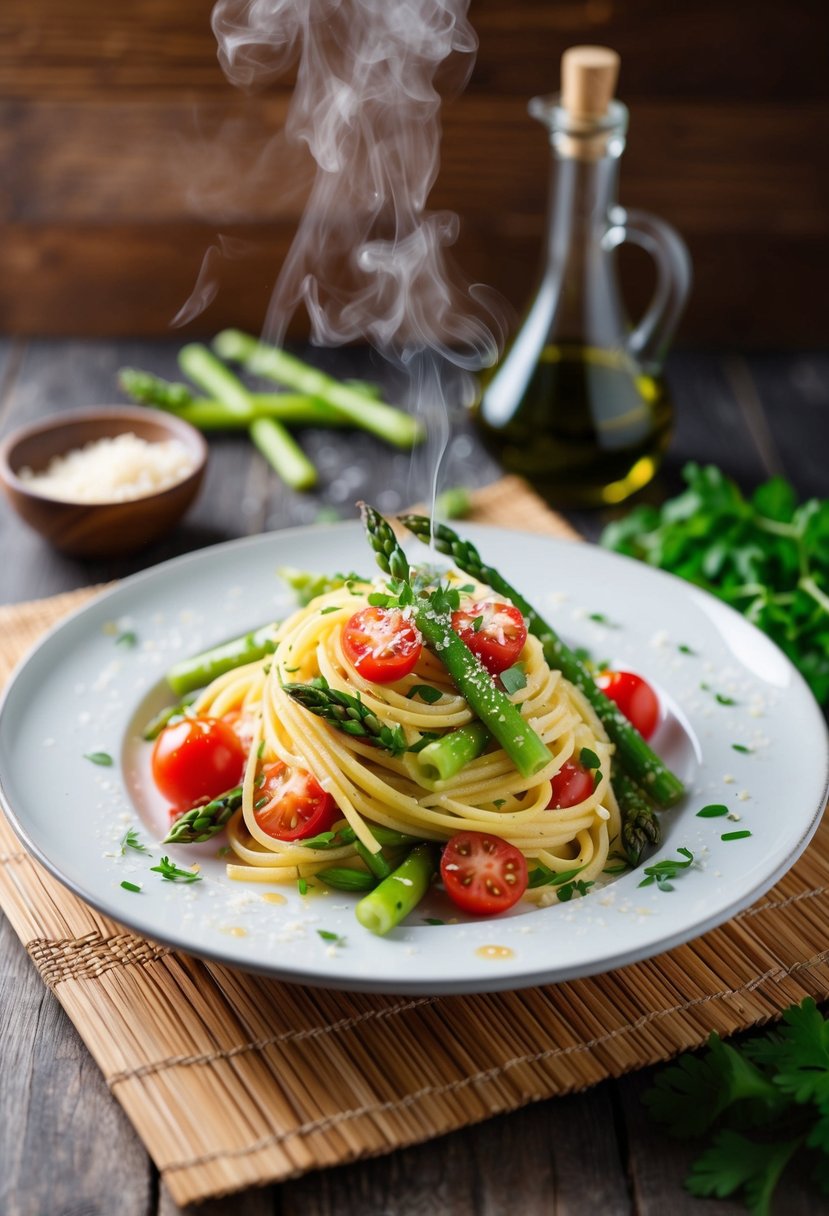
[601,463,829,706]
[645,998,829,1213]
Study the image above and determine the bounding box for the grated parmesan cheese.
[19,432,196,503]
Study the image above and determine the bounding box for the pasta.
[189,573,622,908]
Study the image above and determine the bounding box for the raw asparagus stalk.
[361,504,551,779]
[214,329,422,449]
[414,722,490,783]
[118,368,194,410]
[613,768,661,864]
[282,678,408,756]
[179,345,317,490]
[166,623,279,697]
[354,844,438,935]
[399,515,685,808]
[249,416,318,491]
[164,786,243,844]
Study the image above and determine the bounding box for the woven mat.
[2,474,828,1207]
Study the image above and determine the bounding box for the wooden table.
[1,341,826,1215]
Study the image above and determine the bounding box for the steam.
[210,0,501,370]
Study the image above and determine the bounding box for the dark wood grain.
[0,1,827,341]
[0,918,154,1216]
[2,341,828,1216]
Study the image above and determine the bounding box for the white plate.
[1,524,827,994]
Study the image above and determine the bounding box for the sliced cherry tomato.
[451,600,528,675]
[596,669,659,740]
[151,716,245,810]
[341,606,423,683]
[548,759,595,809]
[440,830,528,916]
[253,760,338,841]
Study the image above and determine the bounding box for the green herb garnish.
[697,804,729,818]
[120,828,151,856]
[732,743,752,754]
[116,631,138,648]
[637,846,695,892]
[297,877,308,895]
[84,751,113,767]
[120,880,142,893]
[150,856,202,883]
[580,747,601,770]
[500,664,527,695]
[721,830,752,841]
[317,929,345,945]
[407,684,443,704]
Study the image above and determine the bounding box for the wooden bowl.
[0,406,208,558]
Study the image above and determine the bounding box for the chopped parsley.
[120,880,142,893]
[637,846,695,892]
[500,664,527,695]
[715,692,737,706]
[320,605,341,615]
[471,615,484,633]
[731,743,752,753]
[721,830,752,842]
[423,918,445,926]
[678,643,695,655]
[120,828,151,856]
[84,751,113,767]
[297,877,308,895]
[407,684,443,704]
[579,747,601,770]
[116,631,138,648]
[317,929,345,945]
[696,804,729,818]
[150,856,202,883]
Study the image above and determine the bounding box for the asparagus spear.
[399,515,685,808]
[178,345,317,490]
[164,786,243,844]
[414,722,490,783]
[166,623,279,697]
[361,504,551,779]
[282,678,408,756]
[614,767,661,865]
[118,368,194,410]
[355,844,438,935]
[214,329,423,450]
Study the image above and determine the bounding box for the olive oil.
[476,343,673,507]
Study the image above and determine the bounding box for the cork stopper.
[561,45,620,121]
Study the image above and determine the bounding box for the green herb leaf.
[500,664,527,695]
[471,615,484,633]
[721,830,752,841]
[678,643,695,655]
[120,828,151,856]
[320,605,341,615]
[579,746,601,770]
[116,631,138,647]
[423,917,445,926]
[407,684,443,704]
[297,877,308,895]
[84,751,113,767]
[697,804,729,818]
[120,880,142,893]
[317,929,345,945]
[150,856,202,883]
[638,846,695,891]
[716,692,737,706]
[732,743,752,753]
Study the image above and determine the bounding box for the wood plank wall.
[0,0,826,344]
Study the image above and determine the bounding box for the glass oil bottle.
[476,46,691,507]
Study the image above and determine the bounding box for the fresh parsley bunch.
[645,999,829,1213]
[602,464,829,706]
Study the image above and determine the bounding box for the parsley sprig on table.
[602,463,829,706]
[645,999,829,1214]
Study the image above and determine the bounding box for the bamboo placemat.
[1,475,828,1207]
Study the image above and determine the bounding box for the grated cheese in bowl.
[18,432,198,503]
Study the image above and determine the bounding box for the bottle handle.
[605,207,692,372]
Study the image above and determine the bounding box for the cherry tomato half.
[596,670,659,740]
[253,760,338,841]
[341,607,423,684]
[451,601,528,676]
[440,830,528,916]
[548,759,595,809]
[151,716,246,810]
